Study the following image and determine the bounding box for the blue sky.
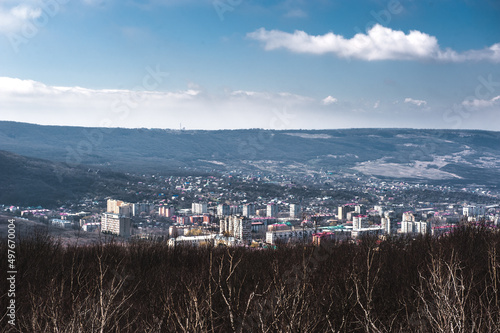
[0,0,499,130]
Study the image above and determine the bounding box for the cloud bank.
[0,77,314,129]
[1,77,499,131]
[247,24,500,62]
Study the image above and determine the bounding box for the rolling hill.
[0,150,134,207]
[0,121,499,186]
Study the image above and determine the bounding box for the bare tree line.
[1,225,500,332]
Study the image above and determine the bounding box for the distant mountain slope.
[0,150,133,207]
[0,121,499,186]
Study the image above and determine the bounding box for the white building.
[158,206,175,217]
[217,203,230,216]
[415,221,430,234]
[82,223,100,232]
[192,202,208,214]
[290,204,301,219]
[351,226,383,239]
[101,213,132,237]
[353,215,369,230]
[51,219,73,229]
[168,234,237,247]
[381,217,395,235]
[168,235,214,247]
[463,204,486,217]
[220,215,251,242]
[107,199,133,217]
[265,228,314,245]
[401,221,430,235]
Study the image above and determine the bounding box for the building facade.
[242,203,256,218]
[217,203,230,217]
[265,228,314,245]
[290,203,301,219]
[220,215,251,243]
[192,202,208,214]
[101,213,132,237]
[267,203,278,218]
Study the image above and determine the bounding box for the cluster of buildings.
[6,170,499,248]
[34,197,499,246]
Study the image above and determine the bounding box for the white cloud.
[373,100,380,109]
[322,96,338,105]
[0,4,41,33]
[247,24,500,62]
[0,77,199,99]
[462,95,500,108]
[404,98,427,107]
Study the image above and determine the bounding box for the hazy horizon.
[2,119,500,133]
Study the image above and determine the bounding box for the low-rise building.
[51,219,74,229]
[265,228,314,245]
[351,226,383,238]
[312,230,350,245]
[82,222,100,233]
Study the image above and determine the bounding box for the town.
[4,171,499,247]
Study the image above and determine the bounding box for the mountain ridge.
[1,121,499,187]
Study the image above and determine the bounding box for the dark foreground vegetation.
[2,225,500,332]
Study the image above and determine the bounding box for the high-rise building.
[355,205,366,214]
[220,216,251,242]
[401,221,430,235]
[107,199,133,217]
[338,205,355,220]
[242,203,256,218]
[192,203,208,214]
[230,205,242,215]
[353,215,368,230]
[133,202,154,216]
[217,203,230,217]
[401,221,413,233]
[381,217,392,234]
[290,204,301,219]
[158,206,175,217]
[101,213,132,237]
[107,199,123,214]
[267,203,278,218]
[415,221,430,234]
[256,209,267,217]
